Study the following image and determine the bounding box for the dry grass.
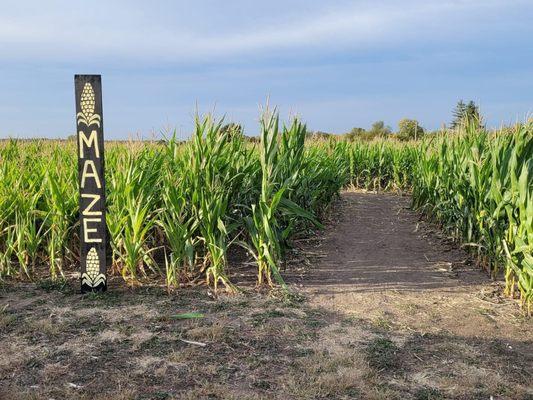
[1,279,532,399]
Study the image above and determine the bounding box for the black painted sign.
[75,75,107,293]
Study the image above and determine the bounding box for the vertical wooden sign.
[75,75,108,293]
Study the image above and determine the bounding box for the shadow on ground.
[0,281,531,400]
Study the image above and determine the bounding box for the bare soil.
[1,191,531,399]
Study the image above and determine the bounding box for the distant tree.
[307,131,333,140]
[221,123,243,138]
[244,135,260,144]
[465,101,482,126]
[67,134,77,141]
[450,100,482,129]
[369,121,392,138]
[345,127,366,141]
[450,100,466,129]
[350,127,366,136]
[397,119,425,141]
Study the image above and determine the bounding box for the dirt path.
[292,191,527,338]
[0,191,531,400]
[288,191,533,398]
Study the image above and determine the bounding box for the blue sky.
[0,0,532,139]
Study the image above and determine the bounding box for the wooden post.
[74,75,108,293]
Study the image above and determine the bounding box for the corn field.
[0,112,346,293]
[411,122,533,311]
[0,115,531,309]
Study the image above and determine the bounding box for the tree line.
[311,100,482,141]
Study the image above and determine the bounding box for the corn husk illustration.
[82,247,105,287]
[77,83,101,127]
[86,247,99,280]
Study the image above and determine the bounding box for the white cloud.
[0,0,529,62]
